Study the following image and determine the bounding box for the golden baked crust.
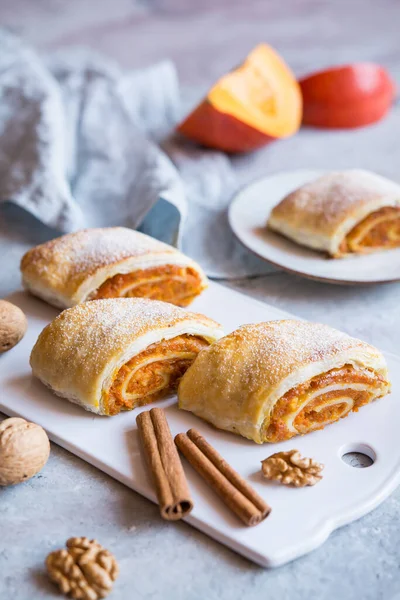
[30,298,223,415]
[21,227,208,309]
[267,170,400,257]
[178,320,390,443]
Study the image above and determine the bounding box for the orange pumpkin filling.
[106,334,209,415]
[338,206,400,255]
[265,365,387,442]
[91,265,204,307]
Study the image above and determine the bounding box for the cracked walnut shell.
[0,417,50,486]
[46,537,119,600]
[261,450,324,487]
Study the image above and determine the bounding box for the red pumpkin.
[299,63,396,129]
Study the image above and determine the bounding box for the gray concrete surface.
[1,1,400,598]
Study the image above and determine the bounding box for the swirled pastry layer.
[267,170,400,257]
[178,320,390,443]
[339,206,400,255]
[107,334,209,415]
[21,227,208,309]
[30,298,223,415]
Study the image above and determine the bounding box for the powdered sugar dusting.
[34,297,219,369]
[23,227,175,279]
[193,319,376,393]
[271,170,400,233]
[233,320,362,379]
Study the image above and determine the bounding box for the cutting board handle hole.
[340,443,376,468]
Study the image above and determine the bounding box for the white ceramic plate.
[1,283,400,568]
[229,169,400,284]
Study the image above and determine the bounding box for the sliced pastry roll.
[178,320,390,443]
[267,170,400,257]
[30,298,223,415]
[21,227,208,309]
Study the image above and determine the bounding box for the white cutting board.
[1,283,400,568]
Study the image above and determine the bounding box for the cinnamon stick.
[175,429,271,527]
[136,408,193,521]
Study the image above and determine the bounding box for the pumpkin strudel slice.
[268,170,400,257]
[30,298,223,415]
[21,227,208,309]
[178,320,390,443]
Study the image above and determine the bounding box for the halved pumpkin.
[177,44,302,153]
[299,63,396,129]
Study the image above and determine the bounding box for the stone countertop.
[1,1,400,598]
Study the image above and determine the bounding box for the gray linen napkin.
[0,28,271,279]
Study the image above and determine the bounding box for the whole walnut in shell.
[0,299,27,352]
[0,417,50,486]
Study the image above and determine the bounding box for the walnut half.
[261,450,324,487]
[46,537,119,600]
